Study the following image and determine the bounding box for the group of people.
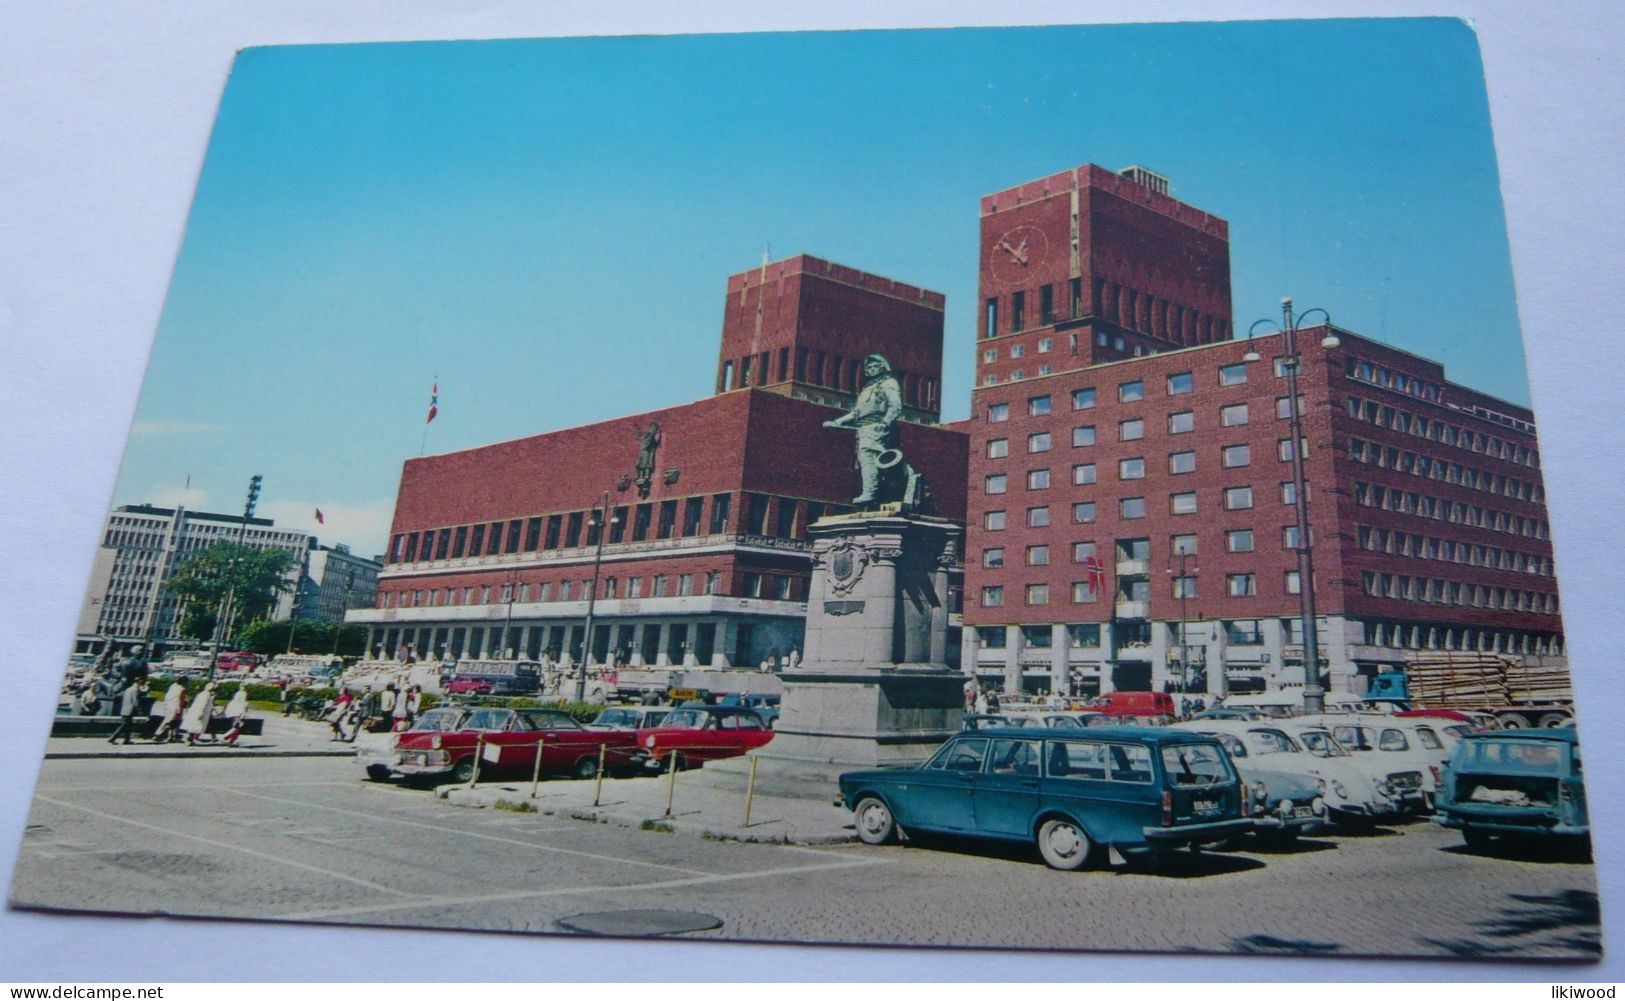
[324,683,421,742]
[96,644,253,746]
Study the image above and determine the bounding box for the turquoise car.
[838,726,1250,870]
[1434,728,1589,856]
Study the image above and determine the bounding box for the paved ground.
[9,749,1601,961]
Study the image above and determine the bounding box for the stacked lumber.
[1403,652,1572,708]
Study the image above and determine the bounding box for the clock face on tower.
[988,224,1050,287]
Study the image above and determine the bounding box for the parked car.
[1309,715,1447,811]
[714,693,781,727]
[1276,719,1414,823]
[1434,728,1588,856]
[1168,720,1328,843]
[838,726,1250,870]
[962,713,1042,731]
[363,706,644,784]
[586,706,669,731]
[639,706,775,769]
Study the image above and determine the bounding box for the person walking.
[106,680,143,745]
[152,680,186,743]
[328,690,355,741]
[222,685,250,746]
[182,681,217,746]
[397,685,419,731]
[378,684,397,733]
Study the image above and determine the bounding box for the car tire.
[1538,713,1571,729]
[573,756,599,781]
[450,758,476,784]
[1036,817,1095,871]
[364,764,391,782]
[1255,828,1300,848]
[853,796,897,845]
[1496,713,1527,730]
[1463,828,1493,851]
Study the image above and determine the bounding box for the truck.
[1363,653,1573,730]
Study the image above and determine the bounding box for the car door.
[1042,738,1155,845]
[974,738,1043,838]
[902,736,988,834]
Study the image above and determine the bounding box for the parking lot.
[10,752,1599,959]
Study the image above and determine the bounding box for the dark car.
[838,726,1249,870]
[1434,728,1589,855]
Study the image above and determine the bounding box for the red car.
[445,677,496,695]
[638,706,775,770]
[364,706,645,784]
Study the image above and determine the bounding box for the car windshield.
[517,711,581,731]
[593,709,637,727]
[662,709,708,729]
[1296,729,1349,757]
[1459,738,1569,774]
[1162,742,1232,786]
[412,708,465,733]
[1245,728,1301,755]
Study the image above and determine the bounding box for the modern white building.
[74,504,314,654]
[295,544,382,623]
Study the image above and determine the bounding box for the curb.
[438,786,857,845]
[45,749,359,760]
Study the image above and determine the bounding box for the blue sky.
[115,18,1525,556]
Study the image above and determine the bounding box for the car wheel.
[1538,713,1571,729]
[1462,828,1493,851]
[853,796,897,845]
[1496,713,1527,730]
[1255,828,1300,848]
[573,756,599,781]
[450,757,476,784]
[364,764,391,782]
[1036,817,1094,871]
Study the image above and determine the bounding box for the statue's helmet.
[862,354,893,378]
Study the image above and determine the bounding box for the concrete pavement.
[42,713,359,760]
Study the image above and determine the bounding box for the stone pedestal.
[746,512,966,781]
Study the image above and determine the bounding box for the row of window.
[1355,525,1553,577]
[1361,620,1561,656]
[1345,394,1538,468]
[986,441,1308,497]
[985,365,1261,424]
[721,347,938,409]
[985,397,1306,461]
[1351,482,1551,540]
[1346,436,1544,504]
[984,525,1308,571]
[379,570,815,610]
[983,279,1224,347]
[1347,357,1535,438]
[981,481,1298,532]
[980,570,1277,608]
[1359,572,1558,615]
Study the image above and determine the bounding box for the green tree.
[165,543,298,644]
[236,619,370,658]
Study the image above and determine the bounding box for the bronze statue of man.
[823,353,903,505]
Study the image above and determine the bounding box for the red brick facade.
[716,254,946,423]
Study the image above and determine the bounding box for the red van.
[1092,691,1176,717]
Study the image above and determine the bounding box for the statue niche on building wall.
[822,353,932,512]
[632,420,661,499]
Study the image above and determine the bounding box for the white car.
[1300,714,1444,812]
[1274,719,1411,824]
[1174,719,1379,832]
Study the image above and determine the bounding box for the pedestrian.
[1180,696,1192,719]
[973,688,988,715]
[963,680,977,713]
[222,685,250,746]
[359,685,379,727]
[152,680,186,742]
[986,690,1001,714]
[392,685,413,732]
[182,681,217,745]
[329,690,355,741]
[106,680,143,745]
[78,684,101,716]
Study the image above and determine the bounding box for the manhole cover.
[556,909,722,937]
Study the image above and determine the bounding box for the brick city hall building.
[963,163,1563,698]
[351,255,967,669]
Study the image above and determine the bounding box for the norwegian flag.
[314,508,325,524]
[1084,555,1107,595]
[426,380,439,424]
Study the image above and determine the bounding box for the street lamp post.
[1245,298,1337,715]
[207,474,262,681]
[574,492,618,703]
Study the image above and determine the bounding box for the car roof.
[956,725,1216,745]
[1170,719,1287,735]
[1462,727,1578,744]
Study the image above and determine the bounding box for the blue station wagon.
[1434,728,1589,855]
[838,726,1250,870]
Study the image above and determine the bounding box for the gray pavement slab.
[43,714,359,760]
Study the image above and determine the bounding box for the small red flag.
[314,508,325,524]
[426,380,439,424]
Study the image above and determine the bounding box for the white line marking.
[211,786,713,877]
[32,794,410,896]
[277,854,889,921]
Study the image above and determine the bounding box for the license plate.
[1193,799,1219,816]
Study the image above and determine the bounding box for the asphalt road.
[9,754,1601,960]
